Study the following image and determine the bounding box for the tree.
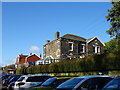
[104,38,119,52]
[106,1,120,38]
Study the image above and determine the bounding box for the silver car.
[14,75,51,90]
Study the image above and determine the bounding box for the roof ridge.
[62,34,86,40]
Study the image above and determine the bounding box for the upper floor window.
[58,41,61,49]
[43,47,46,56]
[68,42,73,51]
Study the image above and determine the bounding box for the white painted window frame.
[94,46,100,53]
[81,44,85,53]
[68,42,73,51]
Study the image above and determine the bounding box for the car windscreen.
[9,76,21,82]
[57,78,84,89]
[2,75,10,80]
[17,77,25,81]
[7,76,14,80]
[103,79,120,89]
[52,78,71,87]
[41,78,56,86]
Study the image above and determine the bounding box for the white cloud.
[30,46,40,52]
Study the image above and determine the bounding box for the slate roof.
[61,34,86,42]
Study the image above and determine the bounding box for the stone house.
[43,32,105,60]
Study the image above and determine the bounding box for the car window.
[77,77,113,90]
[52,79,69,87]
[7,76,14,80]
[57,78,84,89]
[41,78,56,86]
[17,77,25,81]
[103,79,120,90]
[26,76,50,82]
[10,76,20,82]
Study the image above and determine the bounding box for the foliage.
[17,50,120,75]
[16,68,25,75]
[3,64,15,73]
[106,1,120,37]
[104,38,119,52]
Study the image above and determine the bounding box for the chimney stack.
[55,32,60,39]
[46,40,50,44]
[30,53,32,55]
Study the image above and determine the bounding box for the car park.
[31,77,72,90]
[14,75,52,89]
[102,77,120,90]
[56,75,114,90]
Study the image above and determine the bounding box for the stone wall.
[44,39,61,59]
[60,38,86,59]
[87,38,104,55]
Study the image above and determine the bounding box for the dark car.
[0,74,11,84]
[102,77,120,90]
[7,75,21,90]
[31,77,72,90]
[56,75,114,90]
[2,75,19,86]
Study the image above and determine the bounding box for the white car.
[14,75,51,90]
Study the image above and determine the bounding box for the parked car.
[0,74,10,84]
[7,75,21,90]
[2,74,17,86]
[31,77,72,90]
[14,75,52,89]
[102,77,120,90]
[56,75,114,90]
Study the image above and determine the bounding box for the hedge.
[16,50,120,75]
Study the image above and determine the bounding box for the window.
[26,76,51,82]
[57,78,84,89]
[93,47,95,53]
[17,77,25,81]
[68,42,73,51]
[93,46,100,53]
[41,78,56,86]
[78,77,113,90]
[103,79,120,89]
[80,44,85,53]
[43,47,46,57]
[58,41,61,49]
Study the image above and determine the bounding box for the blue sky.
[2,2,112,67]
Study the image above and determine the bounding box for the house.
[16,54,28,64]
[16,53,41,68]
[43,32,105,60]
[36,57,52,65]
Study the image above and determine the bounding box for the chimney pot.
[46,40,50,44]
[30,53,32,55]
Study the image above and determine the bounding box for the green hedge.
[16,67,25,75]
[16,50,120,75]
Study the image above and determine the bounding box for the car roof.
[57,77,72,79]
[114,77,120,80]
[21,74,51,77]
[76,75,114,79]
